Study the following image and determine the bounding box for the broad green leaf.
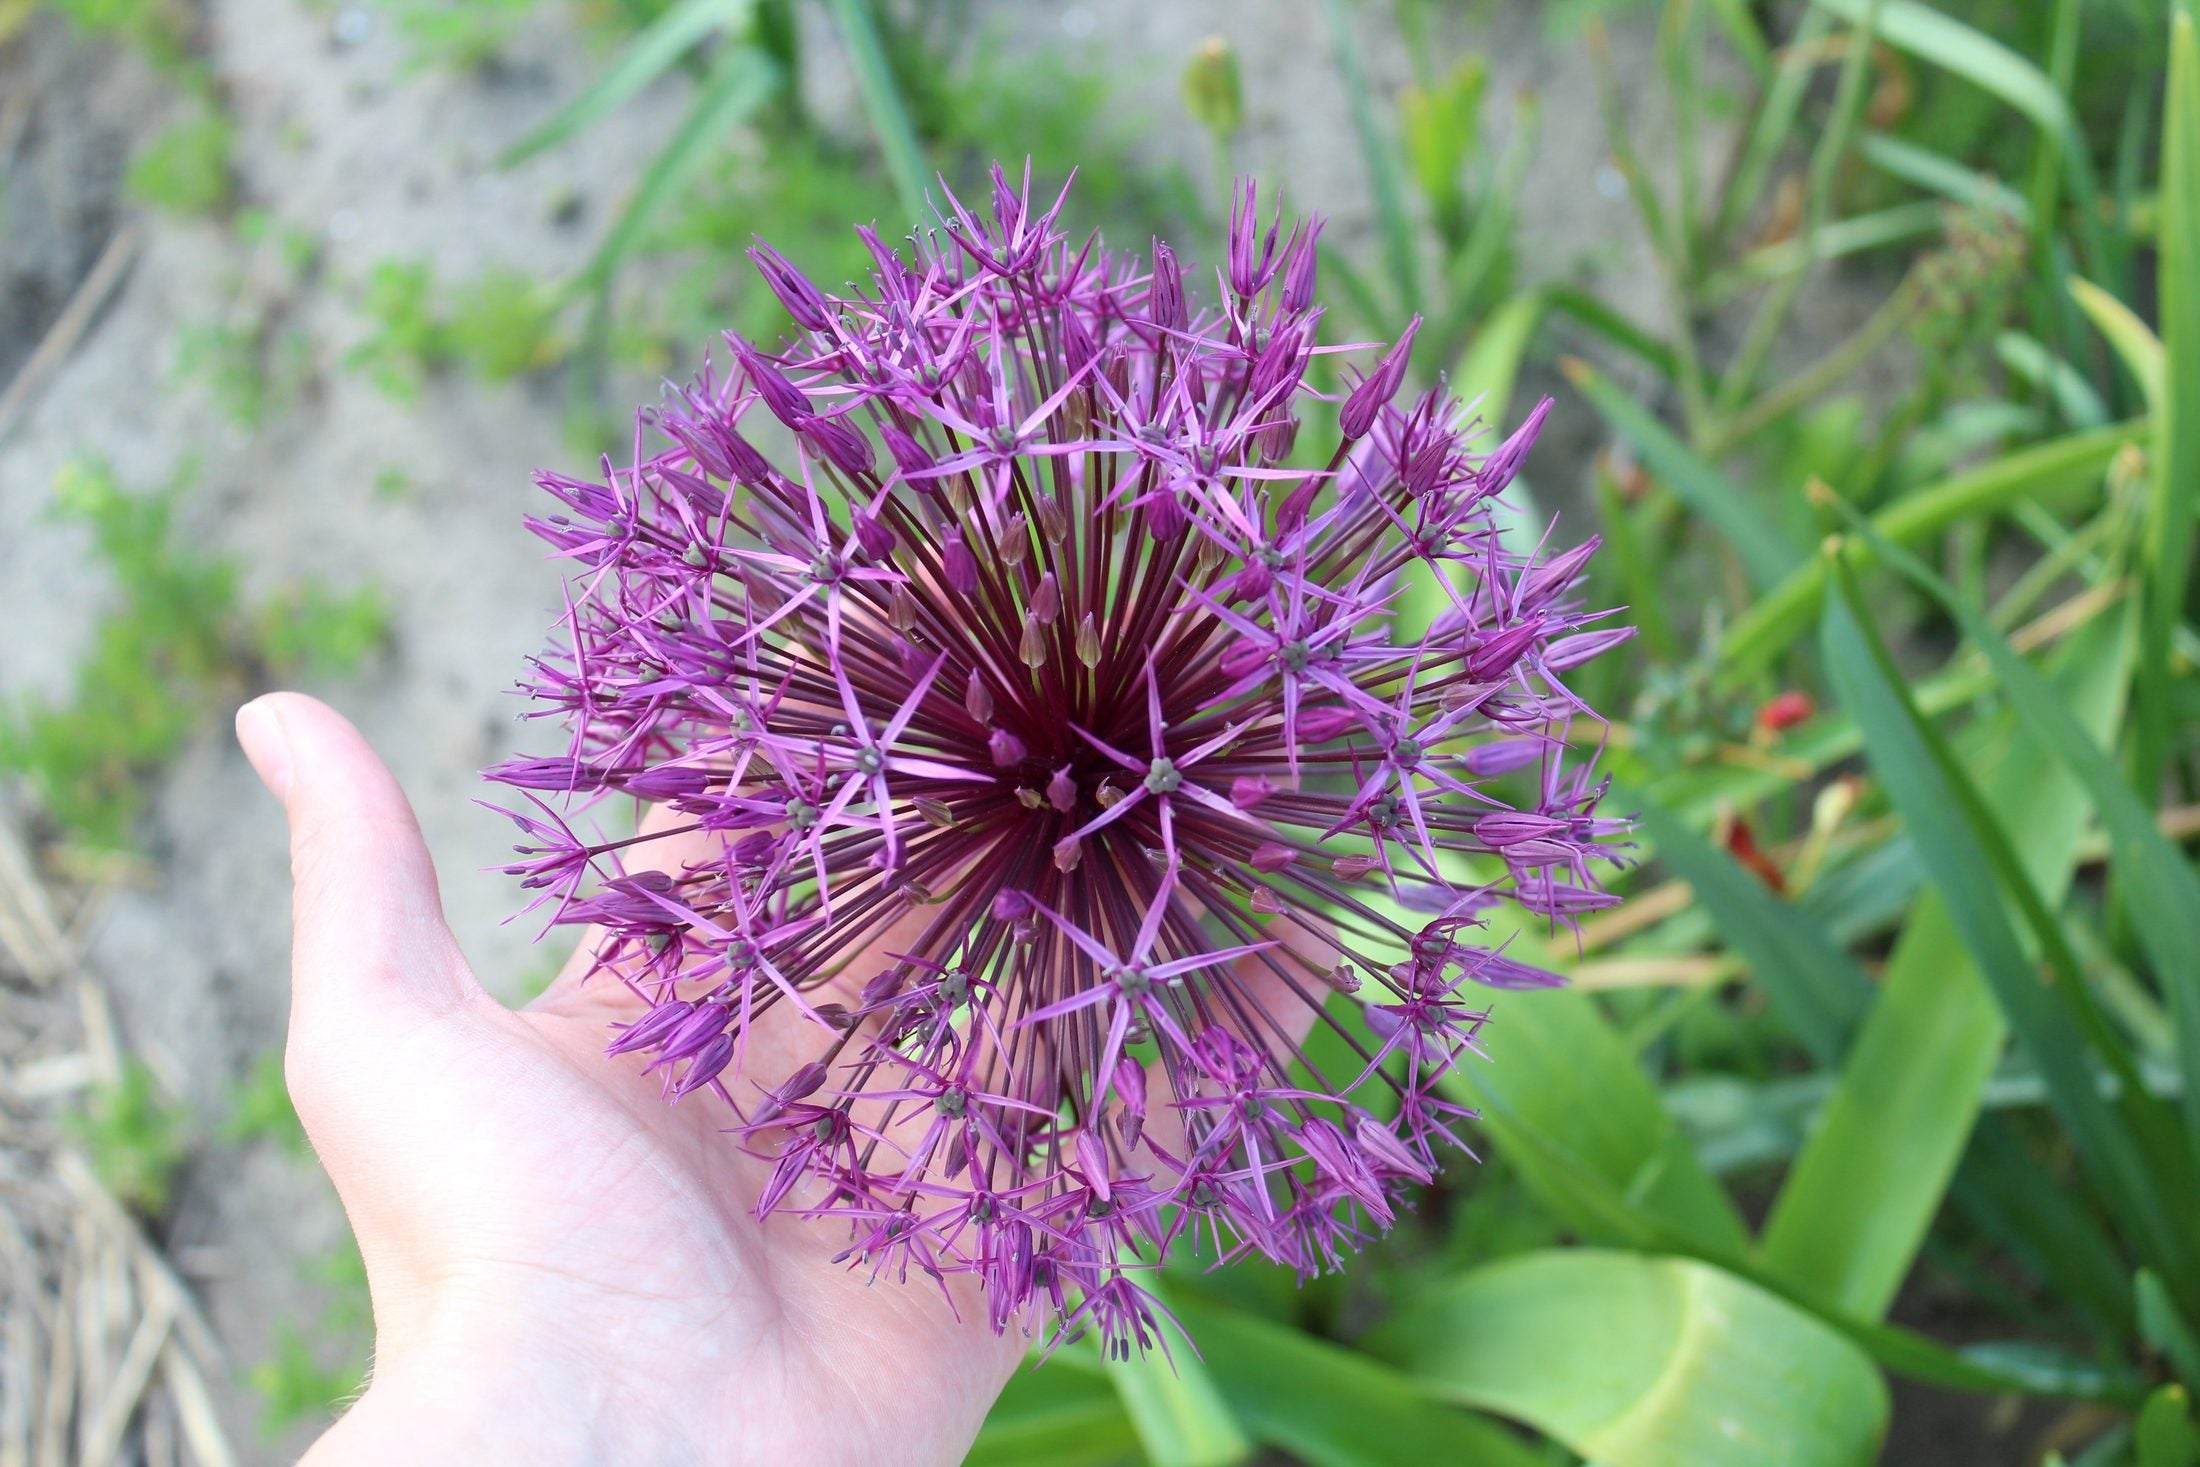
[1820,565,2188,1289]
[1440,965,1751,1261]
[499,0,754,166]
[822,0,929,225]
[1565,358,1801,589]
[1618,782,1871,1065]
[1761,613,2130,1319]
[1719,421,2142,679]
[2138,1385,2200,1467]
[1169,1294,1545,1467]
[1369,1250,1889,1467]
[1100,1280,1252,1467]
[969,1366,1138,1467]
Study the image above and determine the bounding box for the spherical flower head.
[487,162,1633,1357]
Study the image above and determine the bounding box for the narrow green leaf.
[1169,1294,1545,1467]
[2069,276,2166,409]
[1320,0,1420,310]
[1621,784,1871,1064]
[1831,501,2200,1208]
[2140,1271,2200,1395]
[499,0,753,166]
[1858,131,2030,222]
[821,0,929,225]
[1369,1250,1889,1467]
[576,49,779,288]
[1451,290,1542,426]
[2141,11,2200,830]
[1820,562,2187,1287]
[1543,286,1680,381]
[1566,358,1801,589]
[1718,421,2142,679]
[1762,613,2131,1319]
[1100,1281,1252,1467]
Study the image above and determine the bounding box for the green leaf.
[1620,784,1871,1064]
[1368,1250,1889,1467]
[1718,421,2142,679]
[1829,497,2200,1225]
[821,0,929,226]
[1320,0,1419,311]
[1171,1294,1545,1467]
[2138,1384,2200,1467]
[575,48,779,288]
[2141,10,2200,846]
[1820,561,2189,1288]
[498,0,753,166]
[969,1366,1138,1467]
[1807,0,2095,228]
[2069,277,2166,411]
[1565,358,1801,589]
[2140,1271,2200,1396]
[1761,611,2131,1320]
[1857,131,2030,222]
[1100,1282,1252,1467]
[1441,975,1751,1261]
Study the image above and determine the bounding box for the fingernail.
[236,696,293,800]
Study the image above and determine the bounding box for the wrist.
[304,1314,707,1467]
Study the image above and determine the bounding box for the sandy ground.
[2,2,1877,1456]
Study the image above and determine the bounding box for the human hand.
[236,692,1026,1466]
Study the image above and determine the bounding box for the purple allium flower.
[487,164,1631,1355]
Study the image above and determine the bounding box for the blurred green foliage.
[0,460,387,849]
[66,1061,190,1215]
[16,0,2200,1459]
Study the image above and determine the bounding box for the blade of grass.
[1321,0,1419,311]
[498,0,754,166]
[1808,0,2109,281]
[1858,132,2030,222]
[1708,6,1831,260]
[1821,555,2192,1295]
[1544,287,1680,381]
[1761,611,2131,1320]
[1565,357,1802,589]
[1713,0,1881,420]
[574,48,779,289]
[2141,11,2200,820]
[1718,420,2143,680]
[2070,277,2166,409]
[821,0,929,226]
[1618,782,1872,1063]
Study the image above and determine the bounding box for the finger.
[236,693,482,1046]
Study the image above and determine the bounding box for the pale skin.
[238,692,1324,1465]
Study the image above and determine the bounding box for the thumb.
[236,692,482,1044]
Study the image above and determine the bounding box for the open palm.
[241,693,1021,1466]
